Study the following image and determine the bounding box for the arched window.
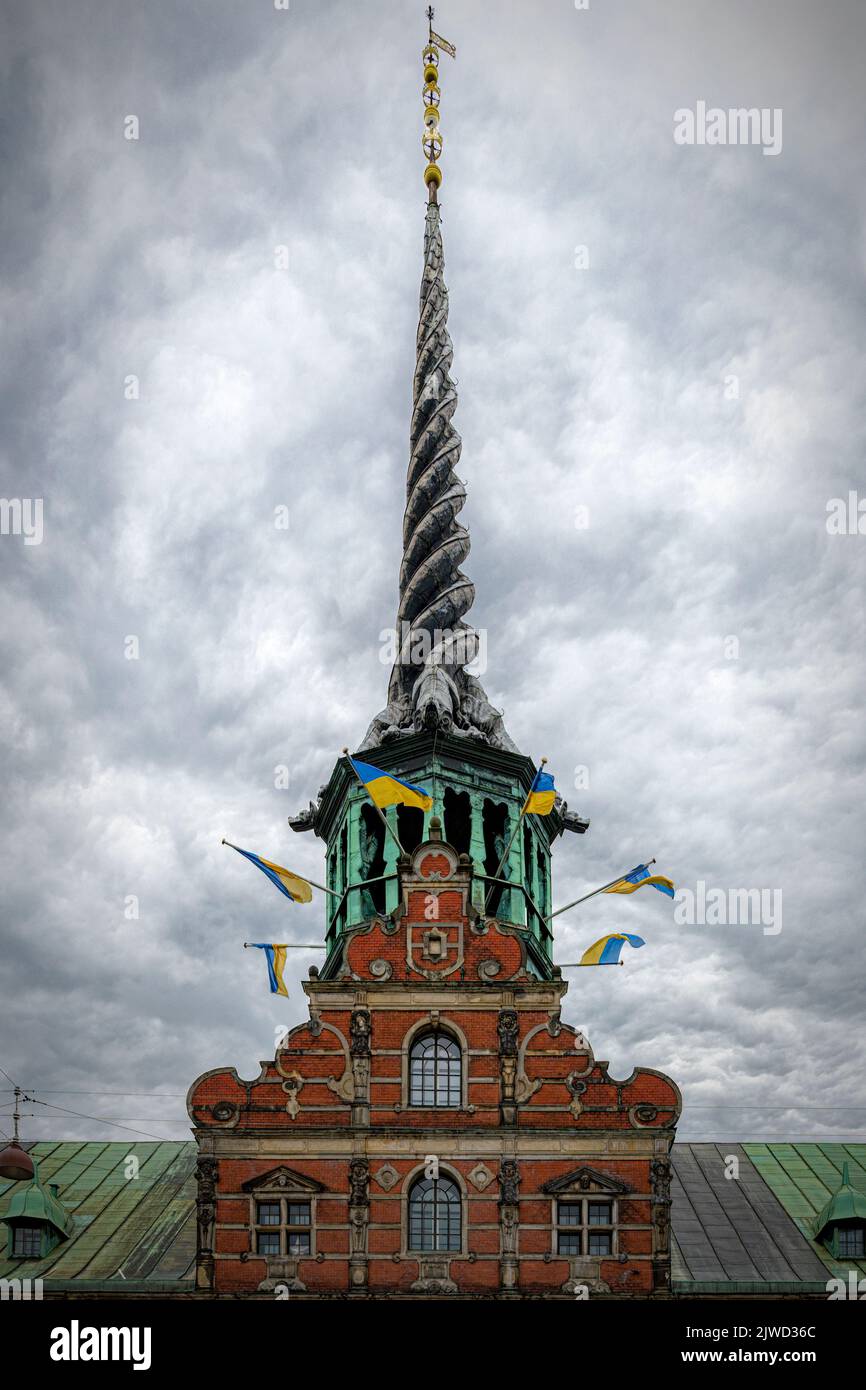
[409,1031,461,1107]
[408,1173,462,1251]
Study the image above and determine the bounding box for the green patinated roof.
[743,1143,866,1280]
[671,1142,866,1293]
[3,1139,863,1294]
[0,1142,197,1290]
[4,1168,74,1240]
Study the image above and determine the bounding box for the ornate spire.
[361,20,518,755]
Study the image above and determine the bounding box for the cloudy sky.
[1,0,864,1147]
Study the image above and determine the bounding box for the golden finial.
[422,7,455,201]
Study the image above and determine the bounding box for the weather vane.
[422,7,455,201]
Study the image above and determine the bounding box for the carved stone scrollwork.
[629,1103,659,1127]
[194,1156,218,1292]
[410,1260,458,1295]
[566,1074,587,1119]
[369,958,393,981]
[210,1101,238,1125]
[280,1071,304,1119]
[326,1069,355,1103]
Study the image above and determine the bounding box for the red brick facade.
[188,828,681,1298]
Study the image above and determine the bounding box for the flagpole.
[556,961,624,968]
[342,748,406,858]
[546,859,655,923]
[243,942,326,950]
[483,758,546,916]
[221,839,339,899]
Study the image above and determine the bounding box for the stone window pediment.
[541,1165,630,1197]
[241,1165,326,1195]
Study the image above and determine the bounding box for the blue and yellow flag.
[350,757,433,812]
[580,932,645,966]
[223,841,313,903]
[248,943,289,996]
[524,767,556,816]
[603,864,675,898]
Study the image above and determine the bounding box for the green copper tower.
[289,16,588,978]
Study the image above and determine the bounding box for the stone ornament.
[468,1163,494,1191]
[373,1163,400,1192]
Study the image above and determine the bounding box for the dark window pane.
[287,1203,311,1226]
[287,1231,311,1255]
[257,1230,280,1255]
[838,1227,865,1257]
[588,1202,611,1226]
[588,1231,612,1255]
[257,1202,281,1226]
[558,1231,582,1255]
[13,1226,41,1257]
[558,1202,582,1226]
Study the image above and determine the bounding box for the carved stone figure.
[349,1157,370,1208]
[350,1008,371,1056]
[500,1203,519,1257]
[497,1009,519,1057]
[498,1159,520,1207]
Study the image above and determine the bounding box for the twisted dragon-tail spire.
[387,197,475,704]
[361,16,518,754]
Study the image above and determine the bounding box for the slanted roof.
[813,1161,866,1239]
[0,1142,197,1293]
[3,1138,863,1296]
[4,1170,74,1241]
[743,1142,866,1282]
[671,1142,866,1294]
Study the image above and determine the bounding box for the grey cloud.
[1,0,864,1144]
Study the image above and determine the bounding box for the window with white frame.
[408,1172,462,1252]
[408,1031,461,1107]
[254,1197,312,1256]
[556,1198,615,1256]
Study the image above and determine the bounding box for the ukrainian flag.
[350,757,433,812]
[603,864,675,898]
[223,841,313,903]
[249,943,289,996]
[524,767,556,816]
[580,932,645,966]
